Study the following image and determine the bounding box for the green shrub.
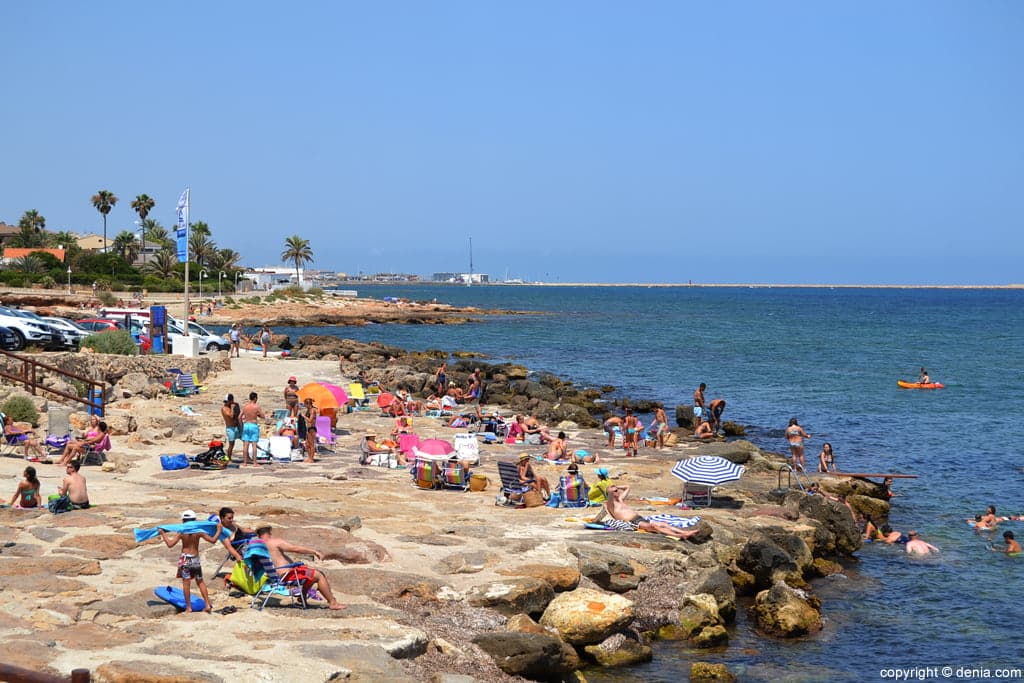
[39,275,57,289]
[81,329,138,355]
[97,290,117,306]
[1,395,40,427]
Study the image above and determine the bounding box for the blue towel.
[646,514,701,529]
[133,521,232,543]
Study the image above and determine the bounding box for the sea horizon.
[349,281,1024,289]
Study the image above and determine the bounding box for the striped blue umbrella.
[671,456,745,486]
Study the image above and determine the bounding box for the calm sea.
[230,285,1024,681]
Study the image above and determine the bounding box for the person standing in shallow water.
[785,418,811,472]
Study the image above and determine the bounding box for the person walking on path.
[785,418,811,472]
[228,324,241,358]
[239,392,266,467]
[221,394,241,460]
[260,326,272,358]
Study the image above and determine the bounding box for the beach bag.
[469,474,489,492]
[160,454,190,470]
[229,560,266,595]
[522,490,545,508]
[664,432,679,447]
[194,443,227,467]
[48,494,73,514]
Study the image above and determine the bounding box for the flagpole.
[183,191,190,334]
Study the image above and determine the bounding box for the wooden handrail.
[0,349,105,417]
[0,663,89,682]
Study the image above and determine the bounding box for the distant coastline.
[353,281,1024,290]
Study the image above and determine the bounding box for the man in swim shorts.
[221,394,240,460]
[239,392,266,467]
[708,398,726,434]
[602,485,702,540]
[693,383,706,426]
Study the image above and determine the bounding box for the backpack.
[195,442,227,467]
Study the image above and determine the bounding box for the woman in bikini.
[3,415,46,460]
[544,432,568,461]
[785,418,811,472]
[283,377,300,418]
[10,466,41,508]
[817,442,836,473]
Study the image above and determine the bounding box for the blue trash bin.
[89,388,103,416]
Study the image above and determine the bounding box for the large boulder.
[465,577,555,617]
[471,631,580,679]
[582,632,653,667]
[539,588,635,646]
[847,494,891,522]
[753,581,822,637]
[569,546,640,593]
[791,493,862,555]
[690,440,759,464]
[675,404,695,428]
[693,567,737,623]
[690,662,737,682]
[736,534,801,589]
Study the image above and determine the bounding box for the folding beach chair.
[410,457,441,489]
[172,374,200,396]
[271,409,289,422]
[244,541,307,610]
[347,383,371,411]
[496,460,531,507]
[314,415,335,449]
[558,475,590,508]
[81,433,111,466]
[440,460,471,491]
[453,433,481,465]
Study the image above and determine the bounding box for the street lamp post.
[199,270,207,305]
[234,271,240,293]
[133,220,144,266]
[218,271,225,300]
[67,267,72,294]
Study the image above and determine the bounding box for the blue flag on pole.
[175,187,189,263]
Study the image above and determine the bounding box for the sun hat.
[518,453,530,460]
[181,510,197,521]
[288,376,297,382]
[596,467,609,477]
[365,429,377,437]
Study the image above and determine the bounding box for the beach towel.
[133,521,232,544]
[646,513,701,529]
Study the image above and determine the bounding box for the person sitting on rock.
[598,485,702,540]
[694,419,715,440]
[544,432,569,460]
[523,415,553,445]
[588,467,614,504]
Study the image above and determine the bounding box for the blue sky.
[2,2,1021,284]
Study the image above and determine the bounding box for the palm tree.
[131,194,155,256]
[46,229,83,262]
[281,235,314,284]
[14,254,45,274]
[189,232,215,267]
[12,210,47,248]
[143,249,180,279]
[90,189,118,253]
[141,219,171,250]
[207,247,242,273]
[190,220,211,238]
[112,230,140,264]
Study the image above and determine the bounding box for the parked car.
[0,306,58,350]
[9,309,80,350]
[0,325,20,351]
[40,317,94,347]
[168,319,230,352]
[75,318,125,333]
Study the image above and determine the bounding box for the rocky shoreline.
[0,344,892,682]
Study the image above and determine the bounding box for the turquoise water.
[238,285,1024,680]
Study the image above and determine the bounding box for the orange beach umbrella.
[297,383,341,410]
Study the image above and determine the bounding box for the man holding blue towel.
[158,510,222,613]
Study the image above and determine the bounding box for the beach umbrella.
[377,392,395,408]
[319,382,348,406]
[416,438,454,456]
[670,456,745,486]
[297,383,340,410]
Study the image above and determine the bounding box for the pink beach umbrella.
[416,438,454,456]
[318,382,349,406]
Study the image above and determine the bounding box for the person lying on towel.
[598,485,702,540]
